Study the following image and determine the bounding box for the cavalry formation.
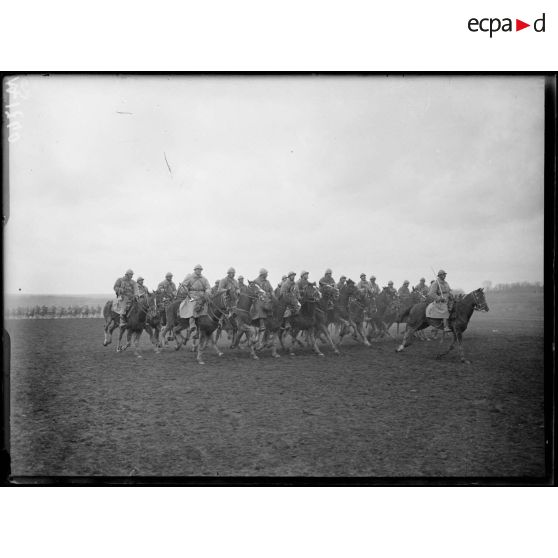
[102,266,489,365]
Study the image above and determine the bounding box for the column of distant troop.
[113,266,454,332]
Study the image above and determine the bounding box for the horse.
[102,293,158,357]
[280,282,337,356]
[252,290,299,358]
[193,290,235,364]
[325,279,362,347]
[228,281,265,359]
[394,287,428,337]
[344,288,372,346]
[395,288,489,363]
[366,287,398,339]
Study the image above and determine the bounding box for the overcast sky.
[4,75,545,294]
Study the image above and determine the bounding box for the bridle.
[470,290,488,311]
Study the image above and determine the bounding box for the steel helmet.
[325,268,332,274]
[360,273,366,278]
[388,281,393,285]
[259,268,268,275]
[300,270,309,277]
[166,272,173,278]
[194,264,203,270]
[125,269,134,275]
[137,276,144,282]
[403,280,409,285]
[437,269,447,276]
[227,267,235,273]
[288,271,296,277]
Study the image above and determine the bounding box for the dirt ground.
[6,291,547,480]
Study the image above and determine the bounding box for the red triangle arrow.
[516,19,530,31]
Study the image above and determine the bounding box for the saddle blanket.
[425,301,449,319]
[111,298,123,313]
[179,299,207,319]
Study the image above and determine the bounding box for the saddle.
[425,301,450,319]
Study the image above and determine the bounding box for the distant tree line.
[481,281,543,293]
[4,304,104,319]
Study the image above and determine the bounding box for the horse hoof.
[317,353,324,357]
[218,352,223,357]
[198,361,205,365]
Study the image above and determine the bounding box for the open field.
[6,291,547,480]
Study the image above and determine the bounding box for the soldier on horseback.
[238,275,249,294]
[156,272,177,326]
[297,271,310,294]
[253,268,274,331]
[369,275,381,296]
[385,281,397,296]
[427,269,453,332]
[113,269,136,327]
[357,273,372,294]
[135,276,149,297]
[398,280,411,303]
[415,277,429,296]
[182,264,211,335]
[218,267,239,297]
[280,271,301,329]
[337,275,347,289]
[319,268,336,289]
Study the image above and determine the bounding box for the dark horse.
[395,288,489,363]
[228,281,265,360]
[103,293,158,357]
[366,287,398,340]
[280,282,339,356]
[164,291,234,364]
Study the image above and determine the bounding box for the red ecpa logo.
[468,13,546,37]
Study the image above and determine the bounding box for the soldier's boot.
[443,318,452,333]
[189,317,197,335]
[259,318,266,332]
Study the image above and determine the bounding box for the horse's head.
[301,282,322,302]
[471,288,489,312]
[320,283,339,301]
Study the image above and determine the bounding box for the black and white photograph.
[3,73,550,481]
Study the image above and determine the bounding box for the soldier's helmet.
[282,275,287,281]
[137,276,144,282]
[227,267,235,274]
[420,277,425,282]
[259,268,268,275]
[166,272,173,278]
[300,270,309,277]
[370,275,376,280]
[125,269,134,276]
[238,275,244,281]
[288,271,296,277]
[388,281,393,286]
[325,268,332,274]
[403,280,409,285]
[340,275,346,280]
[360,273,366,278]
[437,269,447,277]
[194,264,203,271]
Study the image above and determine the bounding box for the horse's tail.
[103,301,113,322]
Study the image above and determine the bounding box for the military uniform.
[218,275,239,294]
[336,277,347,290]
[415,280,429,296]
[369,280,381,296]
[398,283,411,302]
[181,271,211,319]
[157,278,177,301]
[135,281,149,297]
[427,271,453,330]
[296,272,310,297]
[252,271,274,323]
[357,277,372,294]
[113,271,136,326]
[319,271,336,288]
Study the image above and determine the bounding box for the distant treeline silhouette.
[5,304,103,319]
[482,281,543,293]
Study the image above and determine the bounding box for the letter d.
[534,13,545,32]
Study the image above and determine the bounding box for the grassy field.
[6,289,547,481]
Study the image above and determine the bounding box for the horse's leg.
[132,330,143,358]
[196,331,209,364]
[455,331,470,364]
[317,324,340,355]
[212,329,224,357]
[396,324,419,352]
[309,328,324,357]
[436,330,457,360]
[103,318,116,346]
[246,326,260,360]
[356,320,370,346]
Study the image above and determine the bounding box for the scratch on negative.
[164,152,172,176]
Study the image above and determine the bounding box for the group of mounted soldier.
[113,266,454,335]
